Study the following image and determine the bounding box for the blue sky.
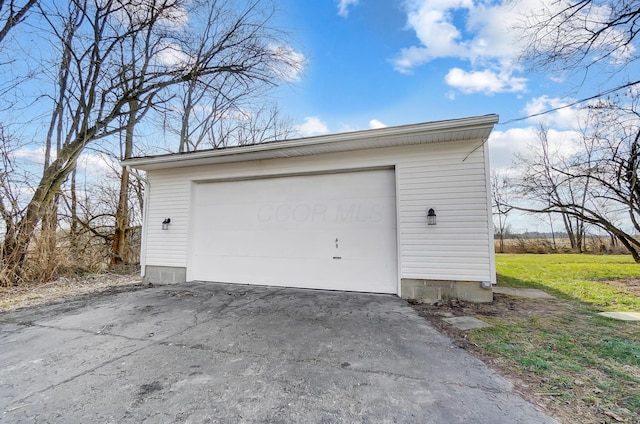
[270,1,635,164]
[266,0,639,232]
[274,0,537,133]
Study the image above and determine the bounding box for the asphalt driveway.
[0,282,557,423]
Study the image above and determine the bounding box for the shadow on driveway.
[0,281,557,423]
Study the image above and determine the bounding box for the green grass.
[468,254,640,422]
[496,254,640,310]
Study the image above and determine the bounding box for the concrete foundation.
[143,265,186,284]
[401,279,493,303]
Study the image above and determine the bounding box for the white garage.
[190,169,397,293]
[125,115,499,302]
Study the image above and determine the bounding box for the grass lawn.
[496,254,640,310]
[473,254,639,423]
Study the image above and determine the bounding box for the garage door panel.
[198,227,395,259]
[203,256,393,292]
[190,170,397,293]
[197,229,333,258]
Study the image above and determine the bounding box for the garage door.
[189,169,397,293]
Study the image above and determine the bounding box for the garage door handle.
[333,256,342,259]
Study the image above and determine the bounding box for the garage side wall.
[142,140,494,298]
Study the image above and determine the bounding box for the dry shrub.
[496,237,565,254]
[1,227,140,287]
[495,236,630,255]
[17,232,108,284]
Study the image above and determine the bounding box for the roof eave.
[123,114,499,171]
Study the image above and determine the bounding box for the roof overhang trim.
[123,114,499,171]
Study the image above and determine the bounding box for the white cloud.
[488,125,581,172]
[523,0,635,67]
[77,152,118,174]
[523,96,586,129]
[14,147,117,173]
[488,127,538,171]
[445,68,527,94]
[14,147,49,164]
[394,0,636,91]
[268,44,307,82]
[392,0,535,94]
[393,0,527,73]
[337,0,358,17]
[157,3,189,30]
[369,119,387,129]
[157,42,192,67]
[296,117,330,137]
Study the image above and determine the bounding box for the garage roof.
[123,114,499,171]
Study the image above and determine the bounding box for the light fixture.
[162,218,171,230]
[426,208,436,225]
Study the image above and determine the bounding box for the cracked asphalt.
[0,282,557,423]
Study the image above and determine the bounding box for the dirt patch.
[0,272,144,313]
[599,278,640,296]
[412,293,566,321]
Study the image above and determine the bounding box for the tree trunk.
[549,214,557,251]
[42,195,59,278]
[70,167,79,252]
[111,166,130,265]
[110,100,137,265]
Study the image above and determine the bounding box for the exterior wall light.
[426,208,437,225]
[162,218,171,230]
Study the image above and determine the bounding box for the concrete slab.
[0,281,557,423]
[598,311,640,321]
[443,316,493,330]
[493,286,555,299]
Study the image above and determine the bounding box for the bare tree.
[491,171,513,253]
[0,125,25,264]
[512,100,640,261]
[163,1,301,153]
[518,0,640,75]
[0,0,37,45]
[513,125,590,252]
[515,126,592,251]
[513,0,640,260]
[0,0,303,284]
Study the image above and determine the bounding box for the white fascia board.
[123,114,499,171]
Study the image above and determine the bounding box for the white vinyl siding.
[143,139,493,286]
[143,177,190,267]
[397,150,491,280]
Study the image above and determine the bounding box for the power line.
[498,79,640,125]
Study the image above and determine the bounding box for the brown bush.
[1,227,140,287]
[495,236,628,255]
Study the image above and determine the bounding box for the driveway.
[0,282,557,423]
